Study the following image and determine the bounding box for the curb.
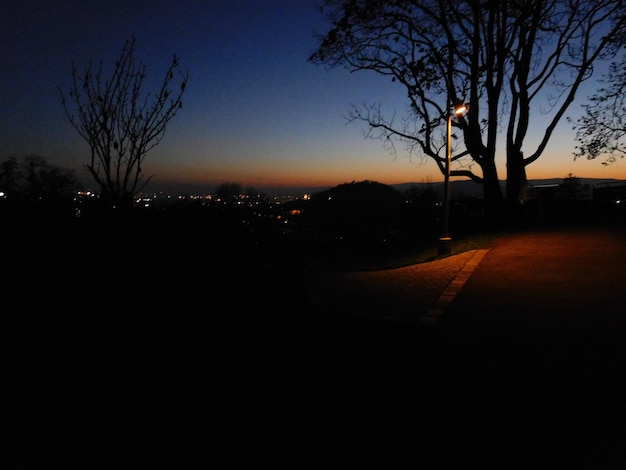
[418,248,490,325]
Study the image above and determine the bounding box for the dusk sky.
[2,0,625,195]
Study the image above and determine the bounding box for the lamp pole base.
[437,237,452,256]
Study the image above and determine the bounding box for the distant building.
[592,182,626,206]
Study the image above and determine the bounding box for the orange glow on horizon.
[145,147,626,194]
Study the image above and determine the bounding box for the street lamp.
[438,102,468,256]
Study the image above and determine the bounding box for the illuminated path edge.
[419,248,490,326]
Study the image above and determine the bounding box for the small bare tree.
[59,36,188,210]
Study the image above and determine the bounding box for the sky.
[2,0,625,196]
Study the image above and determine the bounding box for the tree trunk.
[480,159,504,226]
[506,151,528,226]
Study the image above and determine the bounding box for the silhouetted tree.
[305,180,405,243]
[570,58,626,166]
[0,155,81,216]
[310,0,626,223]
[59,36,188,211]
[561,173,585,200]
[215,182,243,201]
[0,156,22,198]
[21,155,82,201]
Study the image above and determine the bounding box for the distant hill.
[391,177,626,199]
[147,177,626,199]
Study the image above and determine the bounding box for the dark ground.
[2,212,626,468]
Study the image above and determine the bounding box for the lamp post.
[438,102,468,256]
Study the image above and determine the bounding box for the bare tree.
[309,0,626,221]
[59,36,188,210]
[0,155,82,218]
[570,58,626,165]
[0,156,22,197]
[21,155,82,201]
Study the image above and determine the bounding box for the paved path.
[306,247,488,323]
[420,248,490,324]
[441,226,626,330]
[269,224,626,467]
[414,225,626,468]
[5,224,626,468]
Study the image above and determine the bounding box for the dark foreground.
[3,217,626,468]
